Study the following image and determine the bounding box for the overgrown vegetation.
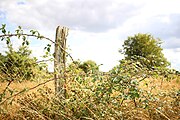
[0,45,41,82]
[0,24,50,82]
[0,25,179,120]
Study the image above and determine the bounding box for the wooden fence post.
[54,26,68,97]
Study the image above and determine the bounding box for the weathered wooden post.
[54,26,69,97]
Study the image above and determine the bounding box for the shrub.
[0,45,40,81]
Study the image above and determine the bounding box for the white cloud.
[163,49,180,71]
[162,37,180,49]
[1,0,142,32]
[0,0,180,71]
[67,30,123,71]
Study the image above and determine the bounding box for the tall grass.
[0,74,179,120]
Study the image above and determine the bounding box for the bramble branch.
[0,33,74,62]
[0,33,55,43]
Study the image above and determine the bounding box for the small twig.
[155,108,170,120]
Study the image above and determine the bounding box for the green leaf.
[1,37,4,41]
[26,41,29,45]
[17,34,21,39]
[15,29,19,34]
[18,26,22,29]
[47,47,50,52]
[2,29,6,34]
[30,30,36,35]
[47,44,51,47]
[6,37,10,44]
[22,36,26,41]
[134,92,140,98]
[2,24,6,29]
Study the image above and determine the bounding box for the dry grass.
[139,77,180,92]
[0,76,179,120]
[0,80,54,119]
[0,80,54,94]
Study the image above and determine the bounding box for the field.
[0,73,179,120]
[1,21,180,120]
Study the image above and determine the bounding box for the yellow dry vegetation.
[0,76,179,120]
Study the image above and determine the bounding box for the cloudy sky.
[0,0,180,71]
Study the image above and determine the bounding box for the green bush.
[0,45,40,81]
[79,60,99,74]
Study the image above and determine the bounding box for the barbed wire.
[0,33,74,62]
[0,33,55,43]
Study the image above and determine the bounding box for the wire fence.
[0,25,180,120]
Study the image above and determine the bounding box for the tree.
[1,45,40,81]
[0,24,51,82]
[120,33,170,69]
[79,60,99,73]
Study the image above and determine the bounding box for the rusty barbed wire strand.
[0,33,74,62]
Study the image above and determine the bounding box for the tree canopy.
[0,45,40,81]
[120,33,170,69]
[79,60,99,73]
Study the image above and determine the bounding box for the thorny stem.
[0,33,55,43]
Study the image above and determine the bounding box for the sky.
[0,0,180,71]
